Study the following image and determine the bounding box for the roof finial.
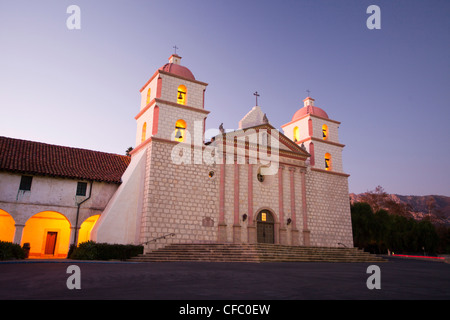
[253,91,260,106]
[173,45,179,55]
[306,89,311,97]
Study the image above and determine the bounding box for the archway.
[256,210,275,244]
[22,211,71,258]
[0,209,15,242]
[77,215,100,245]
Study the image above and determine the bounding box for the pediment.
[214,123,310,158]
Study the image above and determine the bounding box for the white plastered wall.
[90,148,147,245]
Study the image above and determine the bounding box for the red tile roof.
[0,136,130,184]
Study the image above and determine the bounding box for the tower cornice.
[135,98,210,120]
[281,114,341,128]
[139,69,208,92]
[294,136,345,148]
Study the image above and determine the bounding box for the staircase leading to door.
[128,243,387,263]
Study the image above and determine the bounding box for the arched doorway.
[77,215,100,245]
[0,209,15,242]
[256,210,275,244]
[22,211,71,258]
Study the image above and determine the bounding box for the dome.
[292,105,329,121]
[291,97,329,121]
[159,63,195,81]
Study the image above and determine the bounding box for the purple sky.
[1,1,449,196]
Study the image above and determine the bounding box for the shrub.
[69,241,143,261]
[0,241,26,260]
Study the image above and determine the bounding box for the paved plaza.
[0,257,448,301]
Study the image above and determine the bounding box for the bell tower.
[134,54,209,151]
[281,96,346,174]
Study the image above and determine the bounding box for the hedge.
[0,241,26,260]
[69,241,143,261]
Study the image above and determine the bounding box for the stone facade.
[94,54,355,252]
[1,54,355,258]
[305,169,353,247]
[139,140,218,251]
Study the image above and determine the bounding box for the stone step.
[128,243,386,263]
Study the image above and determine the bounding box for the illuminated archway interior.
[77,214,100,245]
[146,88,151,105]
[177,85,187,105]
[325,153,332,171]
[22,211,71,258]
[174,119,186,142]
[141,122,147,143]
[293,126,300,142]
[322,124,328,140]
[0,209,15,242]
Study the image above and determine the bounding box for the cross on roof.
[306,89,311,97]
[173,45,179,54]
[253,91,260,106]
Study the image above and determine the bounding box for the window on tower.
[325,153,332,171]
[141,122,147,143]
[322,124,328,140]
[177,85,187,105]
[146,88,151,105]
[293,126,300,142]
[174,119,186,142]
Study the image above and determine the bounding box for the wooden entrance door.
[256,211,274,244]
[44,232,58,255]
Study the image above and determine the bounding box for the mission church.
[0,54,353,258]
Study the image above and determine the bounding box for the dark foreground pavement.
[0,257,448,301]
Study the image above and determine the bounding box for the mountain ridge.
[349,192,450,224]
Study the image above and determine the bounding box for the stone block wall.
[159,74,206,110]
[155,102,207,143]
[140,140,218,252]
[310,116,340,144]
[305,168,354,248]
[313,142,344,173]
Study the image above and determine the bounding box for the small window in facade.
[293,126,300,142]
[177,85,187,105]
[174,119,186,142]
[76,182,88,196]
[322,124,328,140]
[325,153,332,171]
[146,88,151,105]
[19,175,33,191]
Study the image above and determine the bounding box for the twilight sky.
[0,0,449,196]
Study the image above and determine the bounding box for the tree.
[358,185,412,218]
[351,202,376,251]
[358,185,388,213]
[351,201,441,255]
